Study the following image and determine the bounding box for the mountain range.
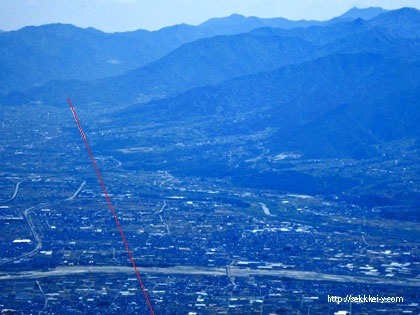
[0,7,389,96]
[1,7,419,185]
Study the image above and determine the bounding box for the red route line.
[68,98,155,315]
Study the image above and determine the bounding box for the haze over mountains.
[0,6,389,96]
[1,13,325,95]
[1,6,420,171]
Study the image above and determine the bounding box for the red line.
[68,98,155,315]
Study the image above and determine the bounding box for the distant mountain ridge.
[198,13,323,32]
[0,6,419,184]
[334,7,387,20]
[370,7,420,37]
[0,6,394,96]
[3,8,419,107]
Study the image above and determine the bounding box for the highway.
[0,265,418,287]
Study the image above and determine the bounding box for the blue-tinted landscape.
[0,5,419,315]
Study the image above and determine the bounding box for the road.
[259,202,274,216]
[3,180,23,202]
[66,180,86,201]
[228,266,420,287]
[0,265,418,287]
[157,201,171,235]
[0,180,87,266]
[0,204,46,266]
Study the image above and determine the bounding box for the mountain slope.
[0,24,183,94]
[0,13,326,96]
[0,7,403,97]
[1,34,317,105]
[251,8,420,46]
[337,7,388,20]
[117,53,420,160]
[1,7,419,194]
[369,7,420,37]
[198,13,323,32]
[2,16,318,95]
[4,14,419,107]
[280,87,420,158]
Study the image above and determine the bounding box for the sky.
[1,0,419,32]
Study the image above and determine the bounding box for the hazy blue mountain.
[96,34,316,102]
[200,7,389,32]
[1,7,419,192]
[5,13,418,107]
[333,7,387,21]
[2,21,273,95]
[277,87,420,158]
[369,7,420,37]
[251,8,420,45]
[0,14,321,96]
[117,52,420,159]
[0,23,180,94]
[1,33,318,105]
[198,14,266,33]
[199,13,323,33]
[84,51,419,187]
[2,17,314,95]
[319,22,420,61]
[0,7,402,97]
[1,6,419,162]
[124,53,418,120]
